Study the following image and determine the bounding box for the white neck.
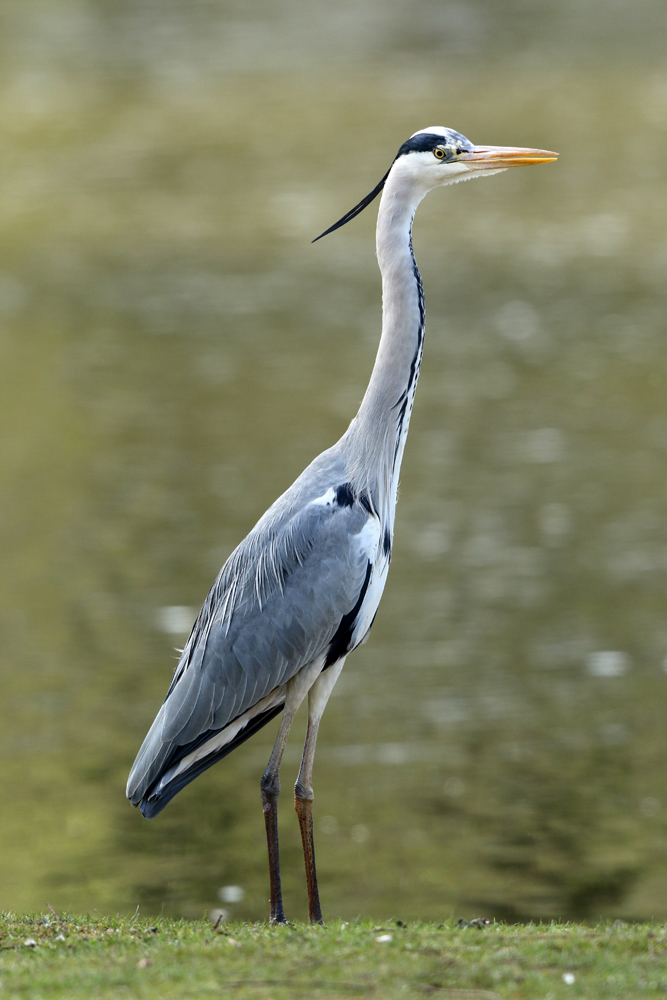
[342,165,429,520]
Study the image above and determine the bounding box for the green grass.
[1,913,666,999]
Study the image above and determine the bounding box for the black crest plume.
[310,132,452,243]
[312,168,391,243]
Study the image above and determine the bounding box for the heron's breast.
[350,515,391,648]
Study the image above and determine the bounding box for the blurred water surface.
[2,1,667,922]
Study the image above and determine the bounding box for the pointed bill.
[460,146,559,170]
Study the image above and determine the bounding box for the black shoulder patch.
[383,528,392,557]
[335,483,355,507]
[335,483,374,514]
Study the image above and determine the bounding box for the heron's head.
[393,126,557,189]
[313,126,557,242]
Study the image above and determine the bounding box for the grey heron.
[127,127,557,923]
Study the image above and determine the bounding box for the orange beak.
[460,146,559,170]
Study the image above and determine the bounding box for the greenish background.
[1,0,667,924]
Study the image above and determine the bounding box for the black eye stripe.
[396,133,446,157]
[395,130,472,159]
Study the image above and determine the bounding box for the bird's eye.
[433,147,447,160]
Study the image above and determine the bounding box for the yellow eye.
[434,147,447,160]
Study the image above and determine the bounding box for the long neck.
[343,169,427,518]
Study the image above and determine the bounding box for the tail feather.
[136,701,284,819]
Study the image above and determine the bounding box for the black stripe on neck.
[392,225,425,468]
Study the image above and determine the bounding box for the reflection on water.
[1,3,667,923]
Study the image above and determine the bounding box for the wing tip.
[139,795,164,820]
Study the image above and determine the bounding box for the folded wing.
[127,491,375,815]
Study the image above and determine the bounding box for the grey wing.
[127,494,374,813]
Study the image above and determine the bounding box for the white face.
[396,151,508,190]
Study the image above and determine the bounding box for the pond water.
[1,1,667,923]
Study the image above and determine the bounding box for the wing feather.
[127,492,374,807]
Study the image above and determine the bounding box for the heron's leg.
[260,708,295,924]
[260,661,324,924]
[294,658,345,924]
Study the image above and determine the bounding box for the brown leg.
[295,719,323,924]
[261,771,287,924]
[260,662,324,924]
[294,659,345,924]
[260,709,295,925]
